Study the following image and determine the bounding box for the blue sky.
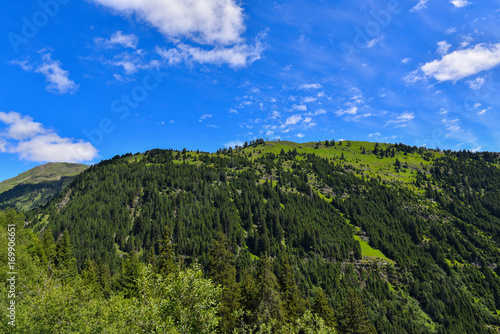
[1,0,500,181]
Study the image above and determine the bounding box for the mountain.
[0,162,89,211]
[8,139,500,333]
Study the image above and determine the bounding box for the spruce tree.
[312,288,337,329]
[156,226,176,276]
[278,255,305,322]
[209,232,241,332]
[338,289,376,334]
[54,230,77,282]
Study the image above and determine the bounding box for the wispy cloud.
[467,76,486,90]
[0,111,97,162]
[385,112,415,128]
[11,53,79,94]
[299,83,323,90]
[437,41,451,55]
[411,0,429,12]
[199,114,213,121]
[95,31,139,49]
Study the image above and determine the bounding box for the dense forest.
[2,139,500,333]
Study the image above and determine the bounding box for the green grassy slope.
[0,163,88,211]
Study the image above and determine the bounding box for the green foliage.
[7,140,500,333]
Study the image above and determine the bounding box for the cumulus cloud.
[296,133,305,138]
[92,0,265,68]
[0,111,97,163]
[416,43,500,82]
[95,31,139,49]
[92,0,245,45]
[11,53,79,94]
[284,115,302,126]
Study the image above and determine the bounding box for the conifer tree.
[278,255,305,322]
[54,230,77,282]
[312,288,337,329]
[156,226,176,276]
[117,250,143,298]
[338,289,376,334]
[209,232,241,332]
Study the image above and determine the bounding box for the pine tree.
[209,232,241,332]
[312,288,337,329]
[41,228,56,266]
[255,256,284,328]
[338,289,376,334]
[156,226,176,276]
[54,230,77,282]
[278,255,305,322]
[117,250,143,298]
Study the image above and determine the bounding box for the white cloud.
[292,104,307,112]
[156,36,265,68]
[335,106,358,116]
[450,0,470,8]
[36,53,79,94]
[93,0,265,68]
[366,35,384,48]
[284,115,302,126]
[0,111,97,163]
[401,58,412,64]
[95,31,139,49]
[478,107,492,115]
[0,112,45,140]
[386,112,414,128]
[302,97,317,103]
[299,83,323,90]
[224,140,244,148]
[471,146,481,152]
[199,114,213,121]
[411,0,429,12]
[445,27,457,34]
[107,50,160,75]
[307,109,327,116]
[437,41,451,55]
[92,0,245,46]
[421,43,500,82]
[229,109,239,114]
[11,53,79,94]
[368,132,381,138]
[8,60,33,71]
[296,133,305,138]
[467,76,486,90]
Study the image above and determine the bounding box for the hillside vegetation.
[3,139,500,333]
[0,163,88,211]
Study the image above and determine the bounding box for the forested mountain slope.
[10,140,500,333]
[0,163,88,211]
